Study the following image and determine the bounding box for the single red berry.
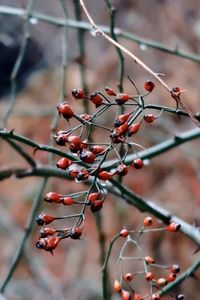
[57,102,74,120]
[56,157,72,170]
[88,192,101,202]
[115,93,130,105]
[36,213,55,226]
[114,113,130,127]
[127,122,141,136]
[113,279,121,293]
[69,169,79,178]
[90,145,105,155]
[36,236,62,252]
[144,114,155,123]
[69,227,83,239]
[90,92,103,107]
[123,273,133,281]
[132,158,144,169]
[167,273,176,282]
[172,86,181,97]
[166,223,181,232]
[143,216,153,226]
[120,229,129,238]
[54,132,69,146]
[62,197,74,205]
[156,278,167,287]
[71,88,85,99]
[105,87,116,96]
[97,170,114,181]
[144,80,155,92]
[121,289,131,300]
[169,264,180,274]
[80,150,96,164]
[150,294,160,300]
[67,135,83,153]
[114,122,129,136]
[116,164,128,176]
[76,169,90,181]
[145,272,154,281]
[145,256,155,264]
[40,227,56,238]
[90,200,104,213]
[44,192,62,203]
[133,294,143,300]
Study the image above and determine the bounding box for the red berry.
[145,256,155,264]
[79,113,92,121]
[166,223,181,232]
[144,114,155,123]
[90,200,104,213]
[88,192,100,202]
[36,213,55,226]
[76,169,90,181]
[36,236,62,252]
[69,169,79,178]
[133,294,143,300]
[150,294,160,300]
[105,87,116,96]
[69,227,83,239]
[143,216,153,226]
[132,158,144,169]
[120,229,129,238]
[44,192,62,203]
[80,150,96,164]
[121,289,131,300]
[57,102,74,120]
[167,273,176,282]
[90,92,103,107]
[127,122,141,136]
[62,197,74,205]
[114,113,130,127]
[97,170,114,181]
[90,145,105,155]
[116,164,128,176]
[113,279,121,293]
[40,227,56,238]
[144,80,155,92]
[145,272,154,281]
[54,132,69,146]
[115,93,130,105]
[56,157,72,170]
[67,135,83,153]
[123,273,133,281]
[169,264,180,274]
[71,88,85,99]
[113,122,129,137]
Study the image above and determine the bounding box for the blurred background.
[0,1,200,299]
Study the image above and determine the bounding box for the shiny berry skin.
[144,114,155,123]
[123,272,133,281]
[80,150,96,164]
[90,92,103,107]
[116,164,128,176]
[67,135,83,153]
[79,113,92,121]
[69,169,79,178]
[167,273,176,282]
[145,256,155,264]
[71,88,85,99]
[44,192,62,203]
[88,192,100,202]
[169,264,180,274]
[36,213,55,226]
[62,197,74,205]
[113,279,121,293]
[56,157,72,170]
[57,102,74,120]
[69,227,83,239]
[143,216,153,226]
[145,272,154,281]
[150,294,160,300]
[115,93,130,105]
[36,236,61,252]
[54,132,69,146]
[114,113,130,127]
[120,229,129,237]
[166,223,181,232]
[121,289,131,300]
[39,227,56,238]
[132,158,144,169]
[90,200,104,213]
[97,170,114,181]
[127,122,141,136]
[90,145,105,155]
[105,87,116,96]
[113,122,129,137]
[144,80,155,92]
[133,294,143,300]
[76,169,90,181]
[156,278,167,287]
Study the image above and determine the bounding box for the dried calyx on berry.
[71,88,85,99]
[69,227,83,239]
[36,236,62,253]
[35,213,55,226]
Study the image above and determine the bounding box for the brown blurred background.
[0,1,200,299]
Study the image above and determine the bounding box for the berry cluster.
[35,81,166,253]
[112,217,183,300]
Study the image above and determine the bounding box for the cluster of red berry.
[112,217,183,300]
[35,80,164,254]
